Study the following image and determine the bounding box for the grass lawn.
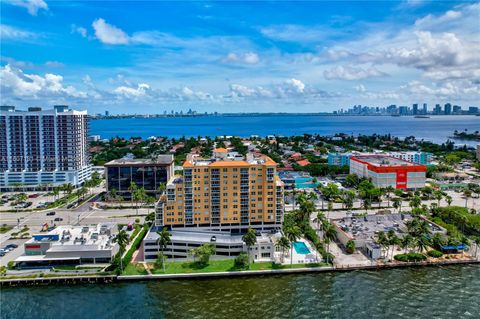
[123,263,148,275]
[147,259,327,275]
[0,225,13,234]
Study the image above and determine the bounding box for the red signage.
[25,245,41,249]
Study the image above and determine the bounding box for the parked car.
[67,203,75,209]
[46,211,56,216]
[28,194,39,198]
[54,217,63,222]
[5,244,18,249]
[0,249,5,257]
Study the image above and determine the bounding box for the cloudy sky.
[1,0,479,114]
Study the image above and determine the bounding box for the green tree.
[392,198,402,213]
[322,221,336,264]
[284,225,301,265]
[242,227,257,265]
[114,230,130,272]
[345,240,356,254]
[156,227,171,272]
[192,243,216,266]
[276,236,290,263]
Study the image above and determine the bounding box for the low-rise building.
[143,230,275,262]
[350,155,426,189]
[333,214,446,260]
[105,155,174,196]
[15,224,119,268]
[328,151,432,166]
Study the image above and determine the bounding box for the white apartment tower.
[0,105,92,190]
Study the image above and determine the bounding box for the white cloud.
[222,52,260,64]
[0,64,87,98]
[114,83,150,98]
[229,78,339,101]
[5,0,48,15]
[284,78,305,93]
[0,24,36,40]
[260,24,343,43]
[324,65,387,80]
[92,18,129,45]
[71,24,87,38]
[355,84,366,93]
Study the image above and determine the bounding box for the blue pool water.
[295,177,319,189]
[293,241,311,254]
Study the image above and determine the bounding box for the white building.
[15,224,119,268]
[0,105,92,190]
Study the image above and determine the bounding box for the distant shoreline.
[90,114,480,120]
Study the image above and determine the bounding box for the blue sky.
[1,0,479,114]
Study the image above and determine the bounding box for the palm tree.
[327,201,333,220]
[157,182,166,198]
[433,190,443,207]
[385,186,394,207]
[362,198,371,213]
[156,227,171,272]
[242,227,257,264]
[129,181,138,207]
[463,189,472,208]
[392,198,402,213]
[387,230,400,261]
[114,230,130,272]
[401,234,414,253]
[376,231,389,259]
[321,220,336,264]
[445,195,453,206]
[415,236,430,254]
[108,188,118,202]
[52,187,60,201]
[284,225,301,265]
[133,187,146,216]
[409,195,421,210]
[298,195,316,223]
[275,236,290,263]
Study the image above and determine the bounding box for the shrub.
[427,250,443,258]
[135,218,140,224]
[7,261,15,270]
[394,252,426,262]
[234,252,249,269]
[345,240,356,254]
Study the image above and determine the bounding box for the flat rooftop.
[105,155,173,166]
[145,229,273,245]
[352,155,419,167]
[28,224,117,250]
[334,214,445,241]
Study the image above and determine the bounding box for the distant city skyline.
[1,1,479,113]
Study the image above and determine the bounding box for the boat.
[414,115,430,118]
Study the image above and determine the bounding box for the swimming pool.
[293,241,311,254]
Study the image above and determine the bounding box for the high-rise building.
[468,106,479,114]
[0,105,91,190]
[105,110,110,116]
[422,103,427,115]
[453,105,462,114]
[434,104,442,115]
[155,152,284,231]
[104,155,174,197]
[444,103,452,115]
[412,103,418,115]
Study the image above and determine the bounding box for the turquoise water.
[2,265,479,319]
[293,241,311,254]
[89,115,480,145]
[295,177,318,189]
